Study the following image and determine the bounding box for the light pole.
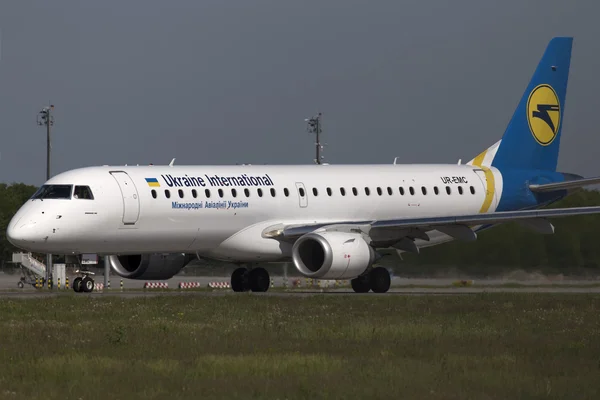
[305,112,324,164]
[37,104,54,286]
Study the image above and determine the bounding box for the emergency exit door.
[295,182,308,208]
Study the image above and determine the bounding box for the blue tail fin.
[491,37,573,172]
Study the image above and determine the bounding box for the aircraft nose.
[6,217,36,249]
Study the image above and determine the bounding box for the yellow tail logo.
[527,84,560,146]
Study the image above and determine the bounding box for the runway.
[2,271,599,298]
[1,286,600,299]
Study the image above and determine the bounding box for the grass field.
[0,294,599,399]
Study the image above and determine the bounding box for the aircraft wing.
[264,206,600,243]
[529,176,600,192]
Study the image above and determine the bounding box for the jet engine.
[108,253,193,280]
[291,231,376,280]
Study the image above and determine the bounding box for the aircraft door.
[110,171,141,225]
[473,168,498,211]
[295,182,308,208]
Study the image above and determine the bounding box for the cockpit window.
[73,186,94,200]
[31,185,73,200]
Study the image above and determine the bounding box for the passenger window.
[178,189,184,198]
[258,188,264,197]
[458,186,464,195]
[232,189,237,198]
[298,188,304,197]
[352,187,358,196]
[244,188,250,197]
[434,187,439,195]
[312,188,318,196]
[192,189,197,198]
[365,187,370,196]
[409,187,415,195]
[446,186,451,195]
[270,188,276,197]
[470,186,475,195]
[377,187,382,196]
[326,187,332,196]
[218,189,224,198]
[421,186,427,195]
[340,188,346,196]
[73,185,94,200]
[399,187,405,195]
[151,189,157,199]
[205,189,211,198]
[165,190,171,199]
[387,187,393,195]
[284,188,289,197]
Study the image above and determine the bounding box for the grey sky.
[0,0,599,186]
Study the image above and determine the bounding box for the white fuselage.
[7,164,503,261]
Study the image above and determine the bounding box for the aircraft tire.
[231,267,250,292]
[249,268,270,292]
[351,275,370,293]
[370,267,391,293]
[73,277,83,293]
[82,277,94,293]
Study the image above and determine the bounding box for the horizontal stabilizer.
[529,176,600,192]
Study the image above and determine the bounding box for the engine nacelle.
[108,253,192,280]
[291,231,375,280]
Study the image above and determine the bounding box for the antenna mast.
[305,112,324,164]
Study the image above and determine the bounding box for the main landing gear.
[231,266,270,293]
[351,267,391,293]
[73,270,95,293]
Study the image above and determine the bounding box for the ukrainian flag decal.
[145,177,160,187]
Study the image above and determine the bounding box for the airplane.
[7,36,600,294]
